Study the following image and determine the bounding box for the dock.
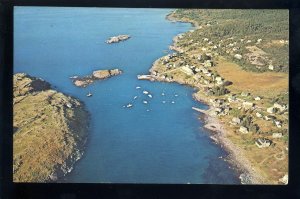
[192,107,208,114]
[137,75,156,81]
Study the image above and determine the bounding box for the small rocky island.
[71,69,123,87]
[13,73,89,182]
[105,35,130,44]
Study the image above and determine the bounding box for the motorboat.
[87,92,92,97]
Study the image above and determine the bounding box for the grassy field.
[13,73,89,182]
[215,57,288,97]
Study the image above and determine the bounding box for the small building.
[265,115,276,121]
[197,54,202,61]
[241,92,250,97]
[279,174,288,185]
[203,79,210,85]
[234,54,242,60]
[239,126,249,134]
[255,138,272,148]
[195,67,201,72]
[66,103,72,108]
[215,76,224,85]
[273,103,287,112]
[204,60,213,67]
[202,68,209,74]
[256,112,263,118]
[243,101,254,110]
[267,107,275,114]
[232,117,241,125]
[274,120,282,128]
[180,66,194,76]
[254,96,261,101]
[268,65,274,71]
[228,96,236,103]
[272,133,283,138]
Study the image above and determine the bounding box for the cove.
[14,7,240,184]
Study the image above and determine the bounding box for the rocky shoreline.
[140,11,271,184]
[13,73,90,182]
[70,69,122,87]
[194,104,265,184]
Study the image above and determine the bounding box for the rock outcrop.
[71,69,122,87]
[105,35,130,44]
[13,73,89,182]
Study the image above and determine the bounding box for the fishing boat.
[136,86,141,89]
[87,92,92,97]
[161,92,165,96]
[143,100,148,104]
[133,96,138,99]
[143,90,149,94]
[148,94,152,98]
[126,103,133,108]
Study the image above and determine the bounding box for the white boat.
[175,94,178,97]
[143,91,149,94]
[146,109,150,112]
[161,93,165,96]
[171,101,175,104]
[87,92,92,97]
[134,96,138,99]
[143,100,148,104]
[148,94,152,98]
[126,104,133,108]
[136,86,141,89]
[162,101,166,103]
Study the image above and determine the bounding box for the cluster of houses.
[207,98,231,117]
[154,28,288,150]
[202,89,288,148]
[185,28,280,71]
[157,51,227,89]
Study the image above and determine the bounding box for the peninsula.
[70,69,123,87]
[141,9,289,184]
[13,73,89,182]
[105,35,130,44]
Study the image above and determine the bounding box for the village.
[139,10,289,184]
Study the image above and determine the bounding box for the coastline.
[13,73,90,182]
[147,11,267,184]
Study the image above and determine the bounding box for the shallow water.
[14,7,240,184]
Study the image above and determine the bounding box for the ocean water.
[14,7,240,184]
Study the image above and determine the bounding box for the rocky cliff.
[13,73,89,182]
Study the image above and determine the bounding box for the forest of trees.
[173,9,289,73]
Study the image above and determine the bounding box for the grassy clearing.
[215,57,288,97]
